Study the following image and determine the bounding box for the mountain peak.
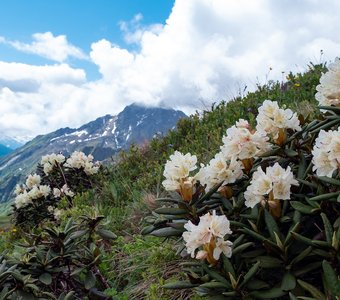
[0,104,186,203]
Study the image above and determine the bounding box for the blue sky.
[0,0,175,80]
[1,0,340,140]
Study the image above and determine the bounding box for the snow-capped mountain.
[0,103,186,202]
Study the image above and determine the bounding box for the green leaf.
[289,246,312,266]
[232,242,254,255]
[163,281,199,289]
[309,118,340,133]
[239,261,260,288]
[318,105,340,113]
[39,273,52,285]
[308,191,340,202]
[297,153,307,179]
[290,201,318,214]
[284,222,300,245]
[154,207,188,215]
[69,229,88,240]
[203,265,230,286]
[96,229,117,240]
[264,209,281,242]
[246,279,270,290]
[260,147,281,157]
[222,256,235,278]
[297,279,326,300]
[255,256,282,269]
[322,260,340,297]
[199,281,228,289]
[288,292,298,300]
[292,232,330,248]
[150,227,184,237]
[317,176,340,187]
[281,272,296,291]
[141,225,156,235]
[285,149,299,157]
[232,234,245,248]
[222,291,238,297]
[221,197,233,210]
[249,287,286,299]
[70,267,85,276]
[294,262,322,277]
[58,292,75,300]
[320,213,332,244]
[84,271,96,290]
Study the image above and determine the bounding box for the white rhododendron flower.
[195,152,243,191]
[244,163,298,208]
[14,184,24,196]
[15,184,51,209]
[65,151,99,175]
[28,185,51,200]
[256,100,301,141]
[14,191,32,209]
[315,57,340,107]
[183,211,233,262]
[162,151,197,200]
[312,129,340,177]
[221,119,271,161]
[41,153,66,175]
[53,184,75,198]
[25,174,41,189]
[61,184,75,197]
[53,188,62,198]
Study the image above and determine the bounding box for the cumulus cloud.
[1,0,340,140]
[1,32,87,62]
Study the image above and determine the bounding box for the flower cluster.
[312,129,340,177]
[25,174,41,189]
[196,152,243,191]
[53,184,75,198]
[41,153,66,175]
[256,100,301,143]
[244,163,298,209]
[14,183,51,209]
[64,151,99,175]
[162,151,197,201]
[14,151,100,213]
[183,211,233,264]
[221,119,271,161]
[315,57,340,107]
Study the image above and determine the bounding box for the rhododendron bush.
[13,150,100,227]
[143,59,340,299]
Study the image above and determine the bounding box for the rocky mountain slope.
[0,103,186,202]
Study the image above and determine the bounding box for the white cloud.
[1,0,340,140]
[1,32,87,62]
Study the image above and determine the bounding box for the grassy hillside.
[93,62,326,298]
[0,62,329,299]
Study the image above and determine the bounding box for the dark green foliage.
[142,64,339,298]
[0,216,115,299]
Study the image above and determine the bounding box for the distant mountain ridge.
[0,103,186,202]
[0,136,24,150]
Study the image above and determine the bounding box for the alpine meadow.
[0,58,338,299]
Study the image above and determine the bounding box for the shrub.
[143,59,340,299]
[12,151,100,228]
[0,215,116,299]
